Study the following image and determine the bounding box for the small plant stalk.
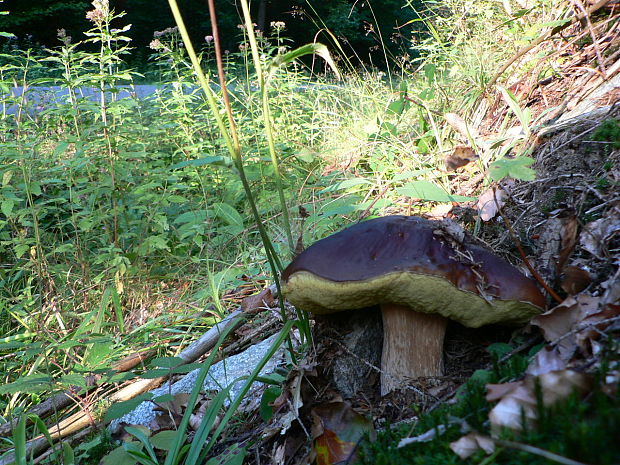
[239,0,295,256]
[166,0,285,276]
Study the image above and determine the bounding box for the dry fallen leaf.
[426,203,453,220]
[445,144,478,171]
[477,187,507,221]
[487,370,590,433]
[556,212,579,273]
[526,346,566,376]
[444,113,480,139]
[311,401,374,465]
[579,213,620,258]
[560,265,592,295]
[450,432,495,459]
[241,286,275,314]
[531,295,600,361]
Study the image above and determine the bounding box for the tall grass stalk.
[165,0,311,354]
[238,0,294,257]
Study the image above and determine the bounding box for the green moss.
[592,118,620,150]
[359,342,620,465]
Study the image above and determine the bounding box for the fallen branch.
[493,187,563,303]
[0,349,154,438]
[0,310,244,465]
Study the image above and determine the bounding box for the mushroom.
[281,215,546,395]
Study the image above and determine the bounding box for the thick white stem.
[380,304,448,396]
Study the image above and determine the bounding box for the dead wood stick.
[486,0,612,89]
[492,188,563,303]
[0,350,154,438]
[0,310,244,465]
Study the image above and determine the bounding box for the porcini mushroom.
[281,215,546,395]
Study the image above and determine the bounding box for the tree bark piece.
[380,304,448,396]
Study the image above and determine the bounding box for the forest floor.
[210,21,620,464]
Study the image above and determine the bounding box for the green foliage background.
[0,0,423,70]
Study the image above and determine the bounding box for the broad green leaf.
[14,244,30,258]
[104,393,153,422]
[83,340,114,369]
[152,394,175,403]
[100,442,139,465]
[30,181,42,196]
[150,430,181,451]
[140,368,171,379]
[173,210,207,225]
[124,426,157,464]
[295,147,317,163]
[60,374,88,390]
[62,442,75,465]
[2,170,13,186]
[212,202,244,229]
[1,199,14,217]
[52,244,75,254]
[260,386,282,421]
[380,121,398,135]
[54,141,70,157]
[397,181,475,202]
[170,156,229,170]
[171,362,203,374]
[387,100,405,116]
[489,156,536,181]
[318,178,371,194]
[205,444,247,465]
[0,375,54,395]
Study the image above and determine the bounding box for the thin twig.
[403,95,443,116]
[570,0,607,79]
[492,187,563,303]
[493,438,591,465]
[550,315,620,347]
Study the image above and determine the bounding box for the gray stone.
[110,333,287,431]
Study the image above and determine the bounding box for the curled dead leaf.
[445,145,478,171]
[526,346,566,376]
[531,295,600,361]
[487,370,590,433]
[444,113,480,139]
[560,266,592,295]
[556,212,579,273]
[477,187,507,221]
[311,401,374,465]
[450,432,495,459]
[241,286,275,314]
[579,213,620,258]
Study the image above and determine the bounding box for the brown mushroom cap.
[282,215,546,327]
